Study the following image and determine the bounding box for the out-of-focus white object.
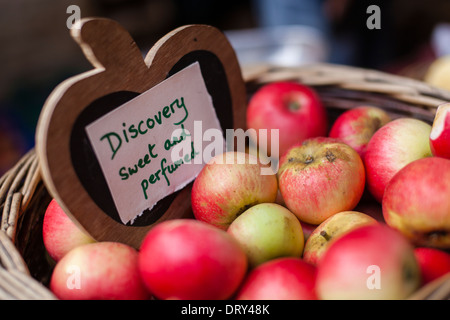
[225,25,328,67]
[431,23,450,57]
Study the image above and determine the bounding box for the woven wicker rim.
[0,149,55,299]
[243,63,450,111]
[1,63,449,300]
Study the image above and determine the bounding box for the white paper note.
[86,62,225,224]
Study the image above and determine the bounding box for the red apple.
[430,103,450,159]
[329,106,391,160]
[50,242,151,300]
[364,118,432,202]
[43,199,96,262]
[138,219,248,300]
[277,137,365,225]
[316,224,421,300]
[246,81,327,158]
[235,257,317,300]
[191,151,278,230]
[301,222,317,242]
[414,247,450,285]
[303,211,378,265]
[227,203,304,268]
[382,157,450,248]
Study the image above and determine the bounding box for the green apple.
[227,203,304,268]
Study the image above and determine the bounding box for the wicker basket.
[1,63,450,300]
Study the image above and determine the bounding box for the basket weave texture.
[1,63,450,300]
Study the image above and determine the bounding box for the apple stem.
[320,230,332,241]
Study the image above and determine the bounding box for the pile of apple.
[43,81,450,300]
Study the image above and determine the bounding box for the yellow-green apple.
[303,211,378,265]
[191,151,278,230]
[382,157,450,248]
[50,242,151,300]
[246,81,327,158]
[43,199,95,262]
[316,224,421,300]
[430,103,450,159]
[364,118,432,202]
[235,257,317,300]
[414,247,450,285]
[277,137,365,225]
[424,55,450,91]
[227,203,304,268]
[329,106,391,160]
[138,219,247,300]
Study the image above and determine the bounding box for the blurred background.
[1,0,450,175]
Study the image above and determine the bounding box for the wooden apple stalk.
[36,18,246,249]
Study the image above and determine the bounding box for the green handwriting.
[100,97,188,160]
[140,142,199,200]
[118,144,158,180]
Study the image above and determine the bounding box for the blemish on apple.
[236,201,258,218]
[325,150,336,163]
[304,155,314,164]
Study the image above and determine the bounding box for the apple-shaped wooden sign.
[36,18,246,249]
